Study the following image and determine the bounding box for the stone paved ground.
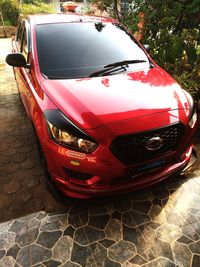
[1,38,200,267]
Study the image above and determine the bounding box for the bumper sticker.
[66,150,86,160]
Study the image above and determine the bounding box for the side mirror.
[6,53,31,69]
[143,44,150,52]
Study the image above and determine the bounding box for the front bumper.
[48,146,196,199]
[39,109,198,199]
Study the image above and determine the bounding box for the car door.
[13,20,32,117]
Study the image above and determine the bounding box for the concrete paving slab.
[1,37,200,267]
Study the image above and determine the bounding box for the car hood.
[41,66,190,129]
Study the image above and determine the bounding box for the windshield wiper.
[105,59,147,68]
[89,65,127,77]
[89,59,147,77]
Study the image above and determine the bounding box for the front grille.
[110,123,185,165]
[64,168,92,180]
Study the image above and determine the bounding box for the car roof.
[25,13,117,25]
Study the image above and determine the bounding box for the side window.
[21,22,31,64]
[22,28,28,61]
[16,22,23,50]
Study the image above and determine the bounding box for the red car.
[6,14,197,199]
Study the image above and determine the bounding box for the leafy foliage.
[21,2,55,15]
[128,0,200,98]
[22,0,49,3]
[0,0,55,25]
[90,0,113,11]
[0,0,20,26]
[90,0,200,98]
[89,0,120,19]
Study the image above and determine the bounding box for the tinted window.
[36,22,149,79]
[16,22,24,50]
[22,28,28,60]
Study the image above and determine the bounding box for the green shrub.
[172,60,200,99]
[21,2,56,15]
[0,0,20,26]
[4,20,12,26]
[22,0,49,3]
[120,0,200,99]
[0,1,55,26]
[89,1,199,98]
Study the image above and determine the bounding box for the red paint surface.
[10,14,197,198]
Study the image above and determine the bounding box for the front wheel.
[32,124,65,203]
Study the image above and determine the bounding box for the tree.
[124,0,200,97]
[127,1,199,62]
[0,0,20,26]
[90,0,120,20]
[91,0,199,97]
[0,0,54,25]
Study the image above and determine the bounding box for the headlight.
[189,111,197,128]
[44,110,98,153]
[184,90,197,128]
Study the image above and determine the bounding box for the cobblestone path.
[1,38,200,267]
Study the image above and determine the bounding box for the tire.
[32,124,66,203]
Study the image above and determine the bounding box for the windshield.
[35,22,149,79]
